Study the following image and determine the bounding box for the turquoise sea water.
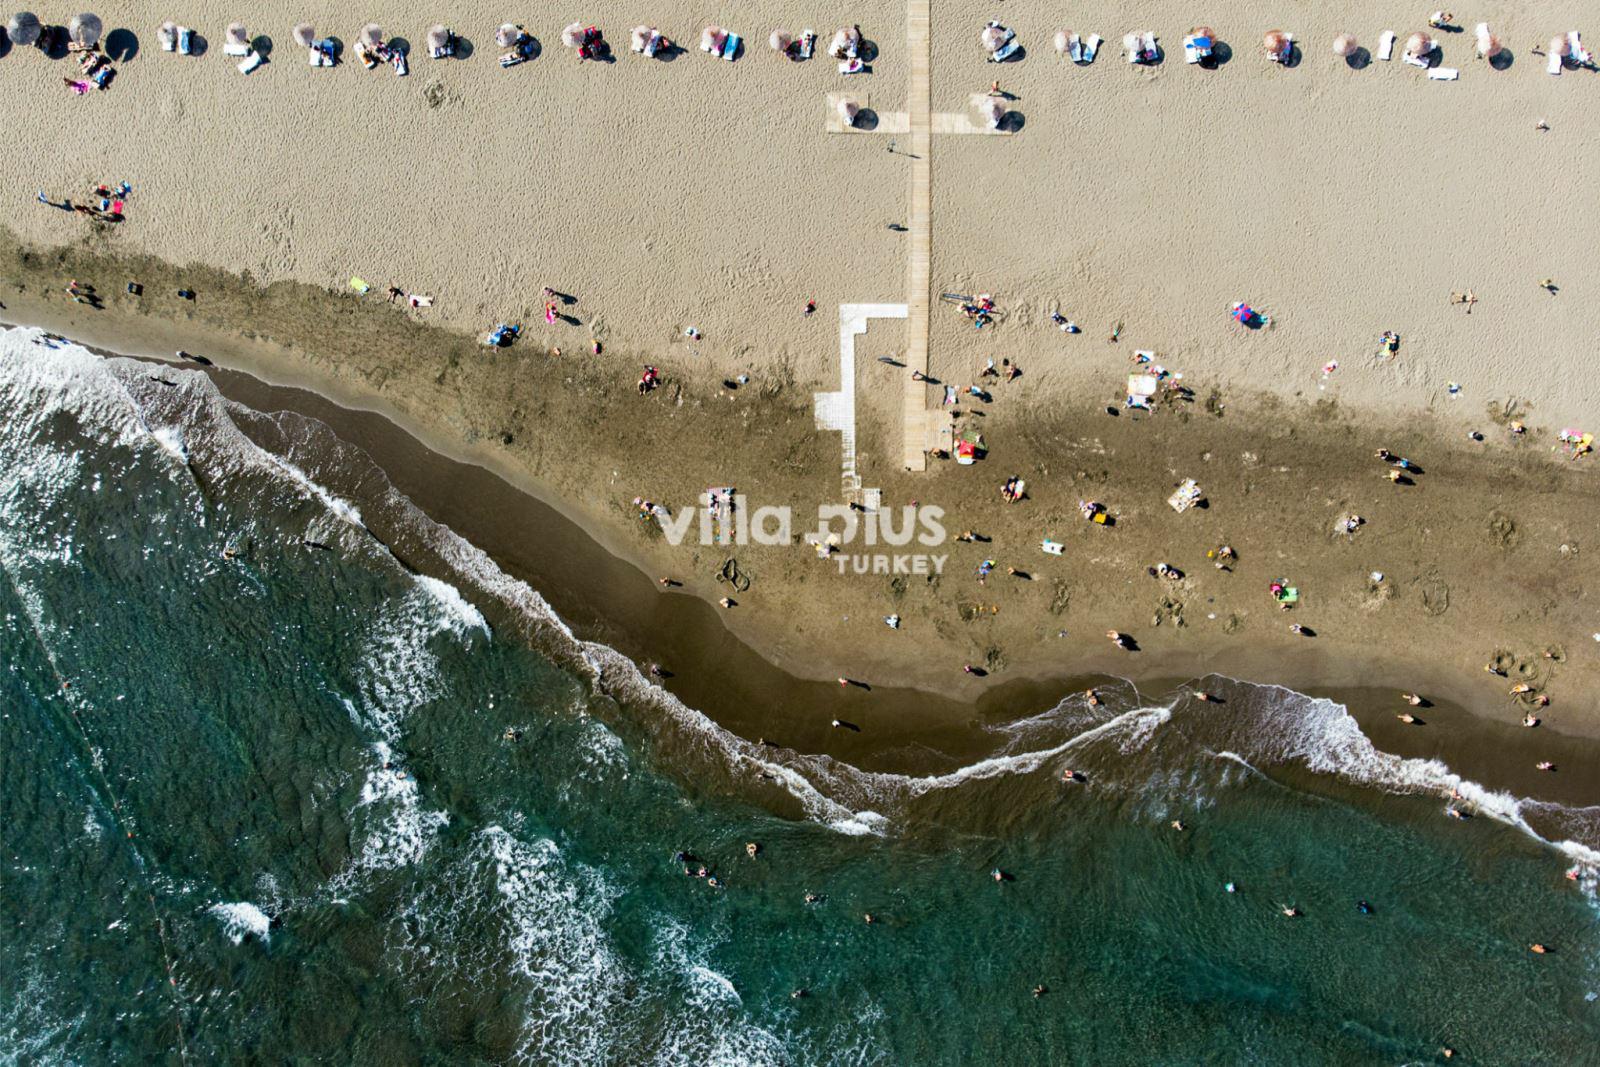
[3,327,1599,1064]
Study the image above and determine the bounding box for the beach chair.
[1427,66,1458,80]
[722,32,741,60]
[1082,34,1102,63]
[1067,33,1081,62]
[223,39,252,58]
[1401,51,1429,68]
[1548,49,1563,75]
[238,50,263,74]
[1142,33,1158,62]
[177,27,193,54]
[1377,30,1395,60]
[392,50,408,76]
[1183,34,1212,63]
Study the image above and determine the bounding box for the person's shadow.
[105,27,137,61]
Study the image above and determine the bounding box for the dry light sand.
[3,3,1600,785]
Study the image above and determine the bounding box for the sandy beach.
[4,4,1600,786]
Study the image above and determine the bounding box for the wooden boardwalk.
[902,0,933,471]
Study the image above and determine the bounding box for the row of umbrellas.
[7,11,100,47]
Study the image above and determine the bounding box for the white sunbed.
[1401,52,1429,68]
[1377,30,1396,61]
[223,41,252,57]
[1570,31,1593,66]
[1548,49,1563,75]
[1082,34,1101,63]
[1427,66,1458,80]
[1067,33,1081,62]
[237,51,263,73]
[797,30,815,60]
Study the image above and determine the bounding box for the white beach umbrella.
[425,25,450,52]
[495,23,522,47]
[1122,33,1140,53]
[1549,34,1572,58]
[836,98,859,126]
[358,22,382,48]
[1477,30,1503,59]
[633,25,653,50]
[68,12,102,47]
[1189,25,1216,44]
[8,11,41,46]
[1404,31,1433,59]
[828,25,859,58]
[980,25,1006,53]
[977,96,1004,128]
[292,22,314,48]
[1331,33,1357,57]
[157,20,177,48]
[561,21,584,48]
[769,29,790,53]
[1263,30,1289,56]
[700,25,726,52]
[225,22,248,48]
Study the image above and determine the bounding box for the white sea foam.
[208,901,271,945]
[413,573,490,638]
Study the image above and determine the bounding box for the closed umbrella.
[1263,30,1289,56]
[8,11,41,46]
[769,29,790,53]
[292,22,315,48]
[358,22,382,48]
[1404,32,1433,58]
[495,23,522,47]
[225,22,248,48]
[69,12,102,47]
[425,25,449,52]
[561,22,584,48]
[1331,33,1357,57]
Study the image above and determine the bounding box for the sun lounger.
[223,41,252,57]
[1427,66,1458,80]
[722,32,741,60]
[1377,30,1395,60]
[1142,33,1158,61]
[1083,35,1101,62]
[158,27,176,51]
[238,51,263,74]
[1041,539,1065,556]
[1067,33,1081,63]
[177,27,193,54]
[392,51,408,76]
[643,31,662,57]
[1548,50,1563,75]
[839,57,865,74]
[797,30,816,60]
[1401,52,1429,68]
[1183,35,1204,63]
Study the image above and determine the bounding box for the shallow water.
[3,327,1598,1064]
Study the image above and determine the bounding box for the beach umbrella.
[1189,25,1215,47]
[68,12,102,47]
[425,24,449,52]
[495,23,521,47]
[769,29,790,53]
[1549,34,1572,58]
[1331,33,1357,57]
[980,25,1007,52]
[1053,30,1070,54]
[157,20,177,48]
[7,11,41,46]
[292,22,314,48]
[977,96,1004,128]
[561,21,584,48]
[1123,32,1139,53]
[358,22,382,48]
[1404,32,1433,58]
[836,98,859,126]
[1477,30,1503,59]
[1263,30,1289,56]
[225,22,248,48]
[700,25,725,52]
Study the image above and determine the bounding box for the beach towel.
[349,277,371,294]
[797,30,815,60]
[1377,30,1395,61]
[1427,66,1458,80]
[1083,35,1101,62]
[723,32,741,60]
[1142,33,1157,60]
[839,57,865,74]
[1041,539,1065,556]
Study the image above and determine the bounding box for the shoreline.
[7,306,1600,814]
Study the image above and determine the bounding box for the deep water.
[3,328,1598,1065]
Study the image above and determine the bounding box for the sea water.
[2,327,1598,1064]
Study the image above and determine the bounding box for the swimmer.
[1280,905,1301,918]
[864,913,875,924]
[1401,693,1423,706]
[1536,761,1555,771]
[1224,882,1236,893]
[804,893,821,904]
[1396,712,1419,725]
[1031,984,1047,998]
[1085,688,1100,706]
[1061,769,1082,783]
[992,868,1006,883]
[746,842,760,859]
[1510,684,1533,695]
[1356,900,1372,914]
[791,988,808,999]
[1523,714,1540,728]
[1530,943,1549,954]
[1170,820,1185,832]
